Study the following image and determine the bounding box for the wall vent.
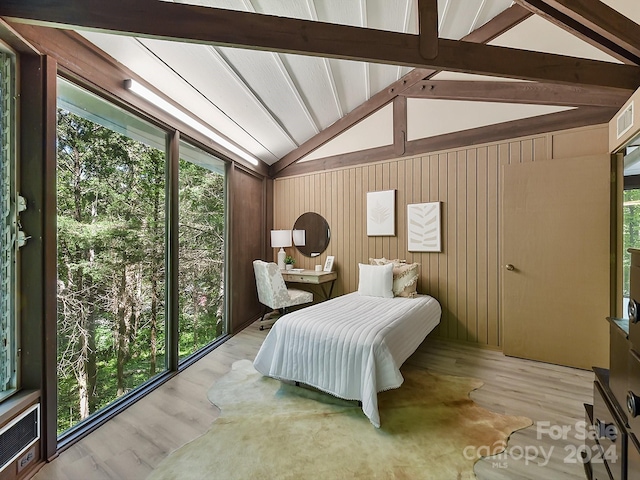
[0,404,39,473]
[617,101,634,139]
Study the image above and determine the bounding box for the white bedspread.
[253,292,441,427]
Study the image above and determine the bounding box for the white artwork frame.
[407,202,442,252]
[323,255,335,272]
[367,190,395,236]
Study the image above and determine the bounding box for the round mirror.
[292,212,330,257]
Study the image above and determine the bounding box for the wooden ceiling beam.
[403,80,632,108]
[1,0,638,90]
[418,0,438,59]
[515,0,640,65]
[271,4,532,176]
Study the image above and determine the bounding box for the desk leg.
[327,280,335,299]
[320,280,335,300]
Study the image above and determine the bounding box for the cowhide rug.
[148,359,531,479]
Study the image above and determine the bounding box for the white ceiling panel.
[278,53,342,131]
[437,0,513,39]
[215,46,319,143]
[407,99,572,141]
[440,0,484,39]
[471,0,517,35]
[366,0,416,32]
[601,0,640,24]
[369,64,403,99]
[80,31,280,162]
[301,103,394,161]
[313,0,364,27]
[136,38,298,155]
[490,15,622,63]
[327,58,369,115]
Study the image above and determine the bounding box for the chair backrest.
[252,260,290,309]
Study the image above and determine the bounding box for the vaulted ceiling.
[77,0,517,166]
[2,0,640,173]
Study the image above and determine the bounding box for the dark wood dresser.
[584,249,640,479]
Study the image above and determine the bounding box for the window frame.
[0,42,18,403]
[54,74,231,450]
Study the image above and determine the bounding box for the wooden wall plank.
[522,138,533,163]
[534,137,547,161]
[271,125,603,348]
[428,154,439,303]
[476,147,489,344]
[397,161,406,263]
[438,152,449,338]
[467,148,478,343]
[487,145,500,346]
[337,169,345,293]
[447,151,457,340]
[389,162,399,261]
[354,167,363,271]
[456,150,467,342]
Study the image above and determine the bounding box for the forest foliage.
[56,110,225,434]
[624,189,640,298]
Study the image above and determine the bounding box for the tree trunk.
[116,264,129,397]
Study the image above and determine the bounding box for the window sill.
[0,389,40,424]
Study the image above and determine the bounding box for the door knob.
[505,264,515,271]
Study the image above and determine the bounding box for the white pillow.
[357,263,394,298]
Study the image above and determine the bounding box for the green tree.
[178,160,225,356]
[56,110,226,434]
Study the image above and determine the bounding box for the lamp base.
[277,248,286,270]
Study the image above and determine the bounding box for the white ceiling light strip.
[124,78,260,166]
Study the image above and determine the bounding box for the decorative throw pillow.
[392,262,419,297]
[369,258,419,297]
[357,263,394,298]
[369,257,391,266]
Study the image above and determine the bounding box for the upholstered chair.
[252,260,313,330]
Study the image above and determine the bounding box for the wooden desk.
[281,269,337,300]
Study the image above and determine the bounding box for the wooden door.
[502,155,611,369]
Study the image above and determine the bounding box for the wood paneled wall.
[273,123,609,348]
[229,165,268,333]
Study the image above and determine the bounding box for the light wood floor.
[34,321,594,480]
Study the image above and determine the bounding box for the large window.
[55,78,229,436]
[178,141,227,360]
[0,47,17,402]
[56,79,169,433]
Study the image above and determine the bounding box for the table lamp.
[271,230,292,269]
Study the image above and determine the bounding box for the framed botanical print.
[407,202,442,252]
[367,190,395,236]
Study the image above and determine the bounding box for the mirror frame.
[292,212,331,258]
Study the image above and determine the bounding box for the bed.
[253,291,441,427]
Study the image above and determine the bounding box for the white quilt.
[253,292,441,427]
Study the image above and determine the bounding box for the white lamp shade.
[292,229,306,246]
[270,229,292,248]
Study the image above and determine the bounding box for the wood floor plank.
[34,323,595,480]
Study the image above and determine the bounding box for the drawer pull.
[628,390,640,417]
[594,418,618,442]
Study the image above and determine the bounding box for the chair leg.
[259,305,268,330]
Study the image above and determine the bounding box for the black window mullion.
[166,130,180,372]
